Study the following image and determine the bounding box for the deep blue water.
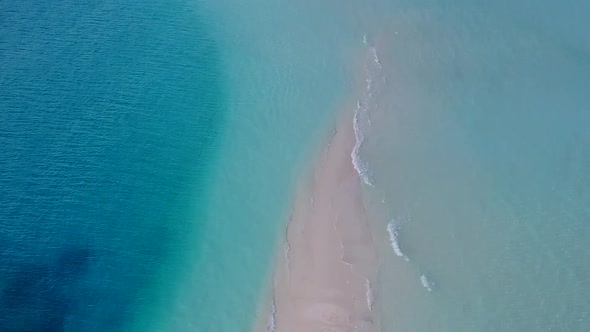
[0,0,223,330]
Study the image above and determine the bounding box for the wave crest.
[420,274,434,292]
[352,101,374,186]
[386,221,410,261]
[350,35,386,186]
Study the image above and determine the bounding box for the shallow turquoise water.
[363,1,590,331]
[131,1,364,330]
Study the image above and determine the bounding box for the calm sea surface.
[1,0,588,331]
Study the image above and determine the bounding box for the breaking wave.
[420,274,434,292]
[352,101,374,186]
[386,220,410,261]
[351,34,386,186]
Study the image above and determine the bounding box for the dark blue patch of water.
[0,0,224,330]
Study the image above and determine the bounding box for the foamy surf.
[352,101,374,186]
[350,36,386,187]
[370,47,383,70]
[420,275,434,292]
[265,301,276,332]
[365,279,375,311]
[283,242,290,265]
[387,221,410,261]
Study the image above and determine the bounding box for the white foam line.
[284,242,290,265]
[266,299,277,332]
[351,101,374,186]
[350,35,387,187]
[386,221,410,262]
[366,78,373,93]
[365,279,374,311]
[284,220,292,279]
[420,274,434,292]
[370,47,383,69]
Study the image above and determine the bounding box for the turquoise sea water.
[1,0,589,331]
[363,1,590,331]
[1,0,223,330]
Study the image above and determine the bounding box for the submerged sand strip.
[261,112,378,332]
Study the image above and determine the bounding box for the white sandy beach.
[259,111,379,332]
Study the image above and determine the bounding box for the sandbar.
[260,112,378,332]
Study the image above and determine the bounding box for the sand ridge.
[262,112,379,332]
